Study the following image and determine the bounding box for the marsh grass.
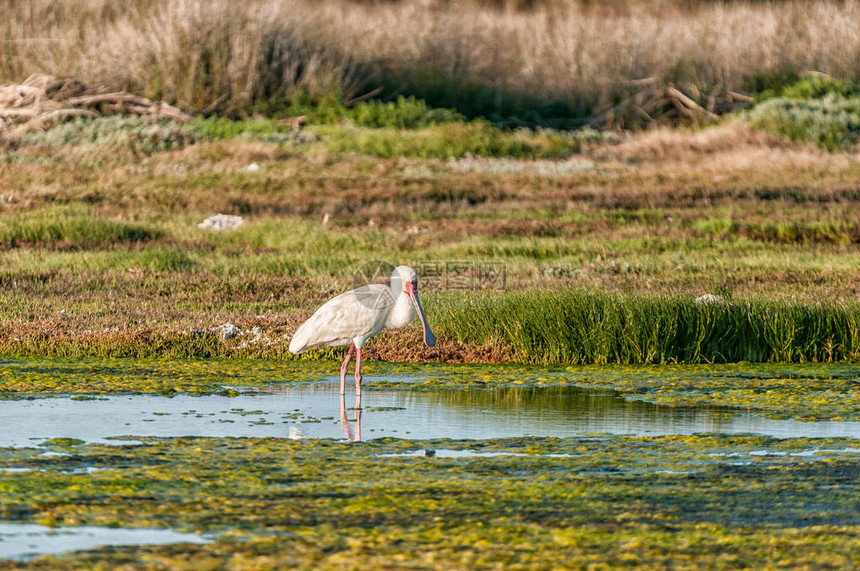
[430,291,860,364]
[4,277,857,365]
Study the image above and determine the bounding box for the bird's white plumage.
[289,284,397,353]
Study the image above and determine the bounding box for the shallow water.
[2,381,859,447]
[0,522,210,561]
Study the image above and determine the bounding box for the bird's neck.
[386,290,416,330]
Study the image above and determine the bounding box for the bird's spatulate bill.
[411,286,436,347]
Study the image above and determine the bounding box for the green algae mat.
[1,356,859,568]
[2,436,859,569]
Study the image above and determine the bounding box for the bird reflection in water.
[340,392,362,442]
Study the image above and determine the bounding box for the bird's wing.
[289,285,395,353]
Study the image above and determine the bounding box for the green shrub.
[746,75,860,151]
[23,117,200,154]
[757,75,860,102]
[349,96,464,128]
[746,94,860,151]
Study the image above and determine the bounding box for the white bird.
[289,265,436,396]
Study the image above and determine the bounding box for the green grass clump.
[237,93,463,130]
[193,110,588,159]
[0,209,162,249]
[430,290,860,364]
[195,94,580,159]
[193,95,463,143]
[319,121,576,159]
[191,116,293,141]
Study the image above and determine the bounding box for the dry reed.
[3,0,860,120]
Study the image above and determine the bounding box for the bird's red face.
[405,279,436,347]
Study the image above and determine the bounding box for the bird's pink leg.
[340,343,355,395]
[354,347,363,403]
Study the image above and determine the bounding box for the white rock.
[238,162,260,173]
[198,214,245,232]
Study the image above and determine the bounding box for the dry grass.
[4,0,860,122]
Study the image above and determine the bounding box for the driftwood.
[0,73,192,137]
[591,81,753,130]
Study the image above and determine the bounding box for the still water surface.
[2,381,858,446]
[0,523,210,561]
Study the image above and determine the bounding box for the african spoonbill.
[289,265,436,396]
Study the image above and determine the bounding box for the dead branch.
[0,109,37,118]
[728,91,755,104]
[67,92,156,107]
[0,74,192,135]
[591,82,751,130]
